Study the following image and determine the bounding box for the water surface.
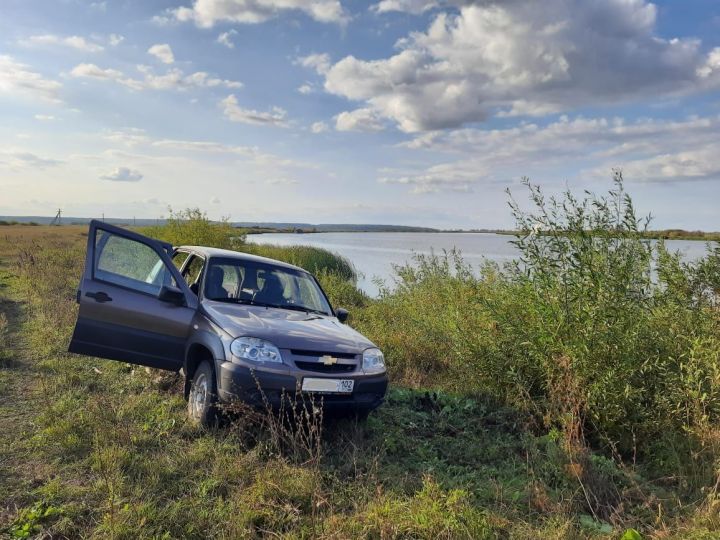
[247,232,712,296]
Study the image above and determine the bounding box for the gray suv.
[68,221,388,425]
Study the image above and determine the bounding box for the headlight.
[230,337,283,364]
[362,348,385,373]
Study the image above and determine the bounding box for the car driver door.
[68,220,198,371]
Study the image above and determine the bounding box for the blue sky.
[1,0,719,229]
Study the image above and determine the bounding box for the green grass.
[2,176,720,538]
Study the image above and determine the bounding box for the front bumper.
[217,361,388,412]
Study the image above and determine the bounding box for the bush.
[355,173,720,480]
[142,208,245,251]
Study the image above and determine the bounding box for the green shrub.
[141,208,245,251]
[355,173,720,479]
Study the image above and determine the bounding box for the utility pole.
[50,208,62,226]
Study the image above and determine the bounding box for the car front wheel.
[187,360,218,427]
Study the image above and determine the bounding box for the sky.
[1,0,719,229]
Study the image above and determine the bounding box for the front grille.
[295,361,356,374]
[291,349,357,360]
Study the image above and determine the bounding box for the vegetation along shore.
[2,175,720,538]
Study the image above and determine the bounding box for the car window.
[94,231,176,295]
[172,251,189,270]
[210,264,243,298]
[182,255,205,288]
[204,258,332,314]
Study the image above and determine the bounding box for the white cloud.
[34,114,55,121]
[698,47,720,79]
[385,114,720,193]
[266,177,299,185]
[19,34,104,52]
[379,161,483,194]
[108,34,125,47]
[0,55,62,104]
[372,0,439,14]
[0,150,62,169]
[311,121,329,133]
[221,94,288,126]
[182,70,243,89]
[217,30,238,48]
[314,1,720,132]
[335,108,384,132]
[70,63,242,91]
[70,63,142,90]
[210,196,221,204]
[296,53,331,75]
[148,43,175,64]
[297,83,313,94]
[169,0,347,27]
[602,147,720,183]
[100,167,144,182]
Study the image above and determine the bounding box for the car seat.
[205,266,229,300]
[254,272,285,305]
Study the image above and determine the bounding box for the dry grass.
[0,225,87,258]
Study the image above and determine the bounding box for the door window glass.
[172,251,189,270]
[182,255,205,295]
[94,231,176,295]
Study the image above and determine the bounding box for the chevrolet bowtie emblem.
[320,355,338,366]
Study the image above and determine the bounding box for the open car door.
[68,220,198,371]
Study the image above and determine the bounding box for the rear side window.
[94,231,176,295]
[172,251,190,270]
[182,256,205,287]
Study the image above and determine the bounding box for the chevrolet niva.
[68,221,388,426]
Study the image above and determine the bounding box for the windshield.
[203,257,333,315]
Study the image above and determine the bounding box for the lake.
[247,232,713,296]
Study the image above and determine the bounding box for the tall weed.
[142,207,245,250]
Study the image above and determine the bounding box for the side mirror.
[335,308,349,323]
[158,285,186,306]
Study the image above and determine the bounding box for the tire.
[187,360,218,427]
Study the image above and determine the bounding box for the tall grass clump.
[246,243,357,283]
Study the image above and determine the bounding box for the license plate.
[302,378,354,394]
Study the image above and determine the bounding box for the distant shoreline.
[1,218,718,241]
[245,228,720,242]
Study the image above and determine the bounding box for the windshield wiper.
[212,297,328,315]
[231,298,275,308]
[279,304,328,316]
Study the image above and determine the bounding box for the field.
[1,179,720,539]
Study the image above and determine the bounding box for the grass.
[2,176,720,538]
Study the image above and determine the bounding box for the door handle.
[86,291,112,303]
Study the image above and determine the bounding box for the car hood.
[202,301,375,354]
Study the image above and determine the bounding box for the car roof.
[176,245,306,273]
